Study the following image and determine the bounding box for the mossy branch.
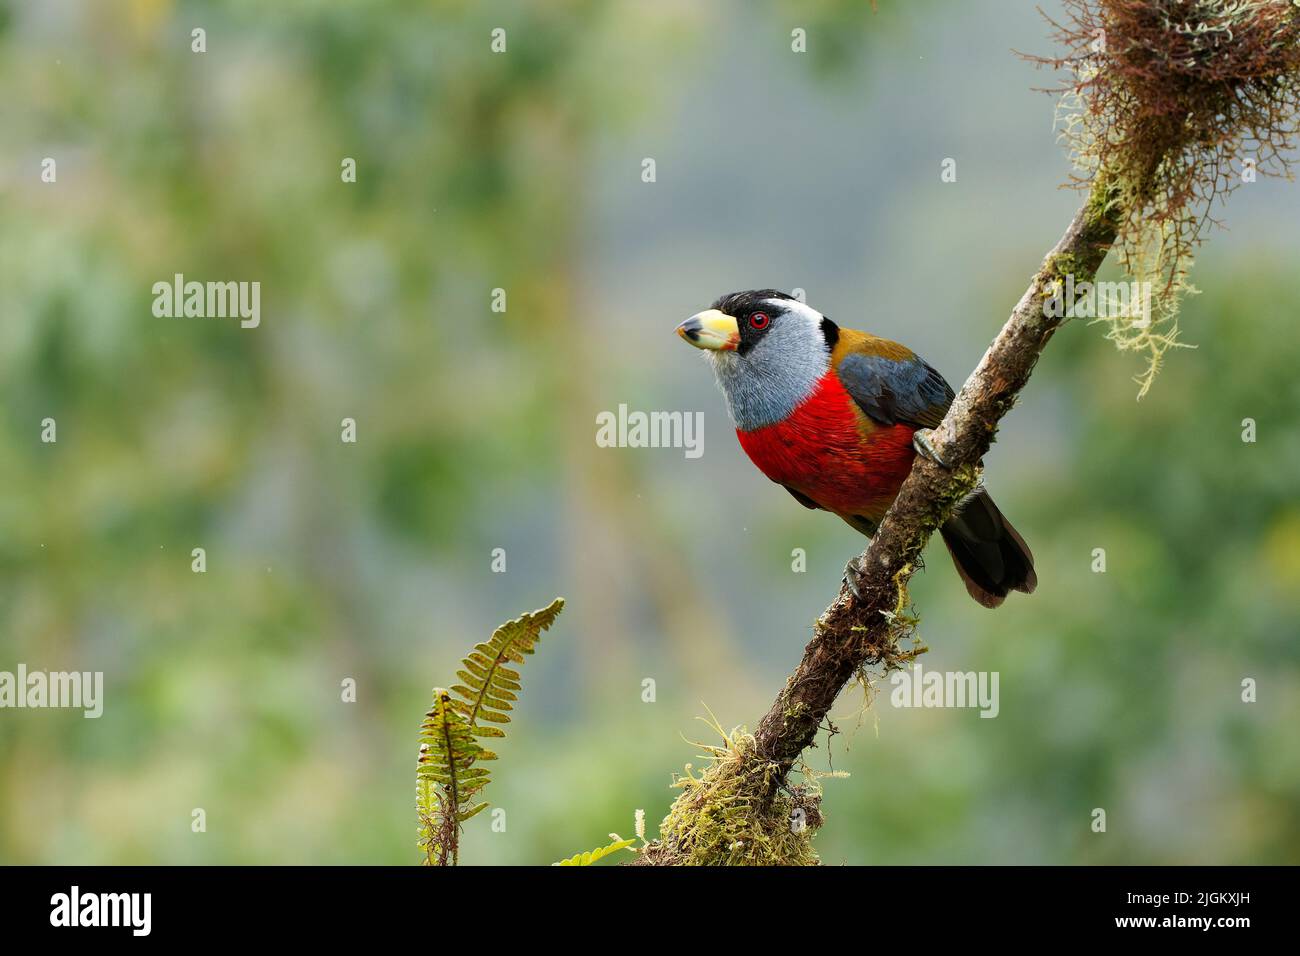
[746,177,1124,780]
[638,171,1131,866]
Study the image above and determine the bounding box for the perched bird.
[675,290,1036,608]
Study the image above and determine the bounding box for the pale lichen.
[1033,0,1300,395]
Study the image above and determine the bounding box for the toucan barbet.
[676,289,1036,608]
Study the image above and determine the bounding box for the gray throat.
[707,340,827,432]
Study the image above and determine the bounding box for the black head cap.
[710,289,796,317]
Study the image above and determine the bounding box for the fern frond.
[417,598,565,865]
[553,836,637,867]
[417,690,488,866]
[450,598,563,732]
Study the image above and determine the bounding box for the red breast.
[735,370,917,522]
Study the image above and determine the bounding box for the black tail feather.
[939,489,1037,609]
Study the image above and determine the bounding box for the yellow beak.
[675,309,740,352]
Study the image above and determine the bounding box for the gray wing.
[836,351,954,429]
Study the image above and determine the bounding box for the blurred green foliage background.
[1,0,1297,865]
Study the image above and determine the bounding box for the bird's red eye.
[749,312,770,330]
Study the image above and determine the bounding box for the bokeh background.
[1,0,1298,865]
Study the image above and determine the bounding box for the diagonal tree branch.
[634,177,1135,866]
[752,173,1126,778]
[750,0,1300,788]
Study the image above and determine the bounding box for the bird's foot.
[912,428,950,469]
[842,555,866,601]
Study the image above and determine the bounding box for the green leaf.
[553,838,637,867]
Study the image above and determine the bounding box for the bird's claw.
[912,428,950,469]
[842,555,865,601]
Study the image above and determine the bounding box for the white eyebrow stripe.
[769,298,823,327]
